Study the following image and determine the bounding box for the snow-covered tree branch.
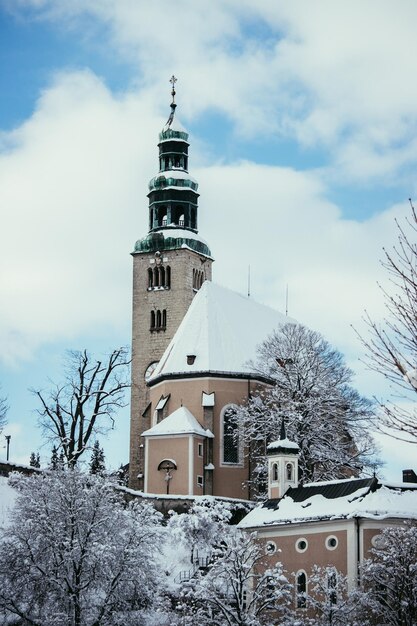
[177,530,292,626]
[32,347,130,467]
[356,200,417,444]
[0,471,163,626]
[355,522,417,626]
[233,324,377,494]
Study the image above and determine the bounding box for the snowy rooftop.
[238,477,417,529]
[152,227,209,246]
[150,281,294,381]
[267,438,299,452]
[142,406,213,438]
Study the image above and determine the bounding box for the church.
[128,78,292,498]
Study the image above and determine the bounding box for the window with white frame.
[221,405,240,464]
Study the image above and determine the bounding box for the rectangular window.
[197,475,203,488]
[198,443,203,457]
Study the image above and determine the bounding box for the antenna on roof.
[285,284,289,316]
[247,265,251,298]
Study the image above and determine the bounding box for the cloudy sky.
[1,0,417,476]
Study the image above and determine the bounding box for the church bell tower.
[129,77,213,489]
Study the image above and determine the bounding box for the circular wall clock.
[144,361,159,381]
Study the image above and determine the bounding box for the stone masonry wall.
[129,246,213,489]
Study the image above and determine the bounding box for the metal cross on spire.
[170,75,177,104]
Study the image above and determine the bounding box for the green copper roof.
[133,230,211,257]
[159,128,189,142]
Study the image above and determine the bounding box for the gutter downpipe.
[355,516,361,587]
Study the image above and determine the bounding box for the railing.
[174,556,211,584]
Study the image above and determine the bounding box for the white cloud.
[0,65,410,378]
[8,0,417,185]
[0,69,158,363]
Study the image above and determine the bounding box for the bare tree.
[33,348,130,467]
[0,387,8,435]
[177,531,293,626]
[357,200,417,444]
[233,324,376,495]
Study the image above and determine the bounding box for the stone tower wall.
[129,247,212,489]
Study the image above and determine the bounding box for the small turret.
[267,419,299,499]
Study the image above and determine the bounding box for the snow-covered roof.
[142,406,212,438]
[238,477,417,529]
[152,227,209,246]
[153,169,197,183]
[150,281,294,382]
[267,438,299,452]
[159,116,189,143]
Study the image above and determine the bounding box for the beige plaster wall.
[148,376,258,499]
[146,436,190,495]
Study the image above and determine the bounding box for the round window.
[295,538,308,553]
[371,534,386,549]
[265,541,277,555]
[326,535,338,550]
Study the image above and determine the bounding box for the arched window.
[271,462,279,482]
[166,266,171,288]
[222,406,239,464]
[286,463,293,481]
[192,268,196,290]
[162,309,167,329]
[296,571,307,608]
[153,267,160,287]
[150,310,155,329]
[156,310,161,328]
[160,266,165,287]
[148,268,153,288]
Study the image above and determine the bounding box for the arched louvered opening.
[153,267,160,287]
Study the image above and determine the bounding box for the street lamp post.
[5,435,11,462]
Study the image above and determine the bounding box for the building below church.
[238,427,417,604]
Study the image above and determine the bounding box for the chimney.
[403,469,417,483]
